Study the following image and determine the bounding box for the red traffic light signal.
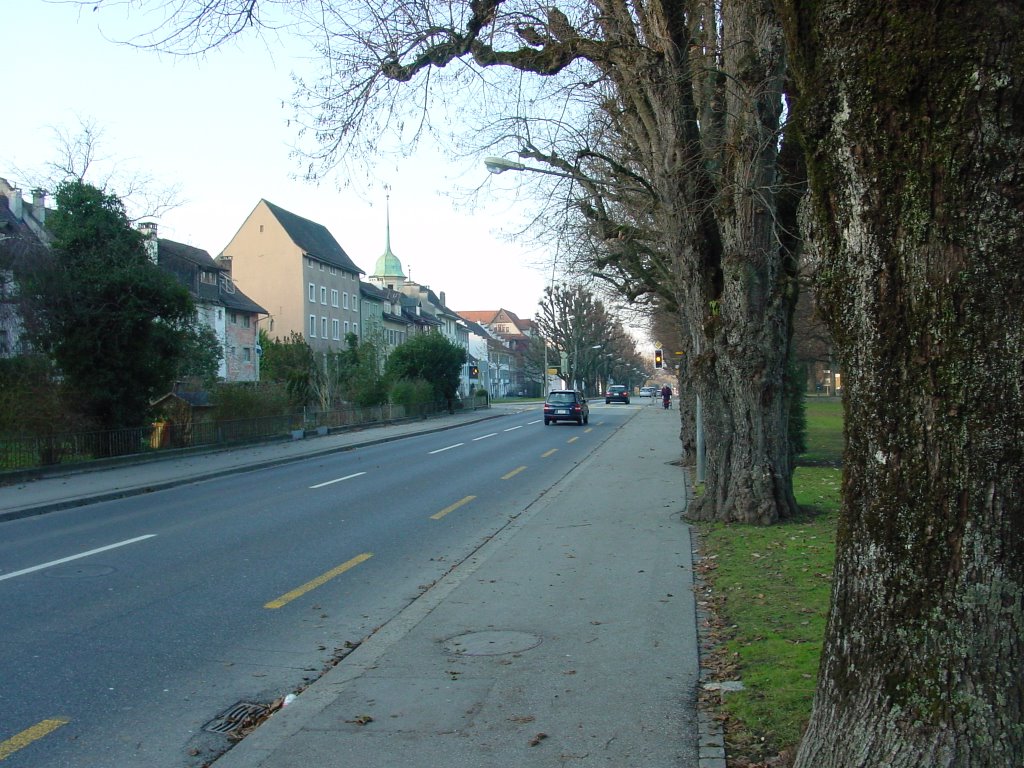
[654,349,663,368]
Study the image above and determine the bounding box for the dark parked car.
[544,390,590,425]
[605,385,630,404]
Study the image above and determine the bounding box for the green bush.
[389,377,436,409]
[212,382,293,421]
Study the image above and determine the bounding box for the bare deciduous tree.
[11,115,183,222]
[98,0,801,523]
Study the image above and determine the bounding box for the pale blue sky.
[4,0,550,317]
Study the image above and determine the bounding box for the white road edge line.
[310,472,367,489]
[472,433,498,441]
[0,535,157,582]
[429,443,464,455]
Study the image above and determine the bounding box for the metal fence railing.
[0,397,489,475]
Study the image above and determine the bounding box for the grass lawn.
[696,397,843,765]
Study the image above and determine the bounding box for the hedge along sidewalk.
[694,398,843,766]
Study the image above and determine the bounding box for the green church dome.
[373,200,405,279]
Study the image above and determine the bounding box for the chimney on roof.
[10,186,23,220]
[440,291,446,307]
[139,221,158,264]
[31,189,46,225]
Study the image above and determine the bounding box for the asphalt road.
[0,404,635,768]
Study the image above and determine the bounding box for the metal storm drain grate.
[204,701,270,734]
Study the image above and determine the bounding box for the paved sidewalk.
[211,404,699,768]
[0,407,506,522]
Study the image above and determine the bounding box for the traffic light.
[654,348,663,369]
[469,365,480,379]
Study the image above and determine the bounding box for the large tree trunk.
[685,0,799,523]
[778,2,1024,764]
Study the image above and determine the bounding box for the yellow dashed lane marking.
[567,436,579,444]
[265,553,373,609]
[431,495,477,521]
[502,466,527,480]
[0,719,69,761]
[541,449,557,458]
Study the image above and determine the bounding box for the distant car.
[639,386,658,398]
[605,385,630,404]
[544,390,590,425]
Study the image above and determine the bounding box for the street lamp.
[484,156,572,179]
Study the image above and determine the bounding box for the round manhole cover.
[444,630,542,656]
[44,563,117,578]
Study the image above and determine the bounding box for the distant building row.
[0,180,538,396]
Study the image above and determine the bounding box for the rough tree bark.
[777,1,1024,764]
[686,0,798,523]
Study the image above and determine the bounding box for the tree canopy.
[385,331,467,409]
[19,179,196,431]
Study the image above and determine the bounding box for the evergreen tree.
[20,180,195,432]
[385,332,467,412]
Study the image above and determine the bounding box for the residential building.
[458,309,535,396]
[0,179,51,357]
[141,223,266,381]
[360,280,413,364]
[219,200,364,354]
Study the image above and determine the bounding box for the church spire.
[373,187,406,280]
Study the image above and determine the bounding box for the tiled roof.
[157,238,267,315]
[263,199,364,275]
[457,310,499,324]
[218,278,267,315]
[158,238,219,269]
[360,281,388,301]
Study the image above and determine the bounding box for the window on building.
[200,270,217,285]
[319,262,325,271]
[242,315,250,328]
[309,315,317,337]
[309,283,316,302]
[321,316,328,339]
[307,257,314,268]
[331,289,339,307]
[344,320,350,335]
[242,347,252,362]
[343,292,350,309]
[230,311,238,324]
[353,322,358,337]
[332,319,340,340]
[320,286,327,305]
[330,266,337,275]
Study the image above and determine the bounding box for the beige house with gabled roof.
[218,199,365,353]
